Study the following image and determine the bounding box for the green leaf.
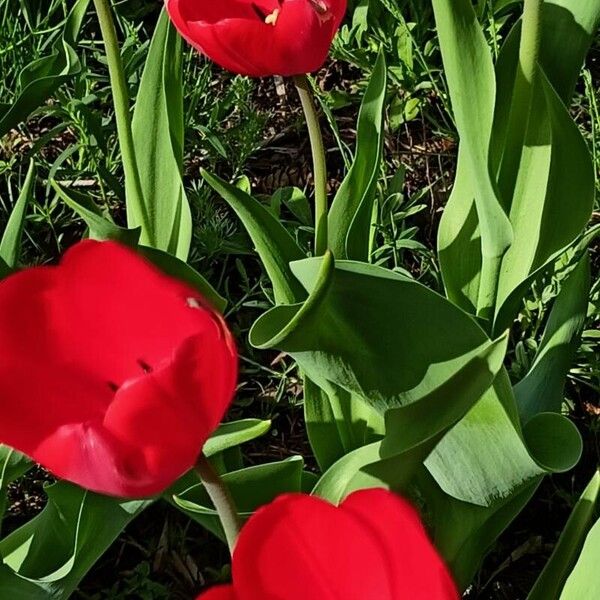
[312,335,507,503]
[131,9,192,259]
[529,471,600,599]
[304,376,385,472]
[0,0,89,138]
[419,468,541,590]
[203,419,271,458]
[514,253,590,422]
[328,51,387,261]
[0,483,149,599]
[560,511,600,599]
[202,169,306,305]
[169,457,305,542]
[438,153,482,314]
[539,1,600,102]
[138,246,226,313]
[493,71,595,330]
[270,187,312,226]
[437,0,599,323]
[251,255,503,414]
[426,370,582,507]
[0,160,35,268]
[63,0,93,46]
[432,0,513,317]
[51,179,141,246]
[303,376,347,471]
[249,254,568,509]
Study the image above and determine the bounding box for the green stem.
[92,0,151,241]
[195,454,241,554]
[293,75,328,256]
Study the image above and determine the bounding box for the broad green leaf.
[303,376,347,471]
[270,187,312,226]
[432,0,512,318]
[313,334,507,504]
[438,152,482,314]
[139,246,226,313]
[539,0,600,102]
[202,169,306,304]
[0,161,35,268]
[494,71,594,328]
[312,441,383,504]
[529,471,600,599]
[51,179,141,246]
[248,255,570,507]
[560,512,600,599]
[328,51,387,261]
[304,377,384,472]
[169,457,305,541]
[0,483,149,599]
[438,0,599,322]
[250,254,504,413]
[0,41,80,139]
[63,0,92,46]
[514,253,590,422]
[419,468,541,590]
[426,370,582,506]
[131,9,192,259]
[203,419,271,458]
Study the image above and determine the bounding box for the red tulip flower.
[198,489,458,599]
[0,240,237,498]
[165,0,347,77]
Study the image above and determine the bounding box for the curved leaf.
[170,457,305,542]
[0,161,35,268]
[529,470,600,599]
[131,9,192,259]
[0,483,149,599]
[432,0,513,318]
[202,169,306,304]
[560,511,600,599]
[328,51,387,261]
[514,253,590,422]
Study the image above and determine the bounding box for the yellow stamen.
[265,8,280,26]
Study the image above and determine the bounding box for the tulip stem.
[293,75,328,256]
[195,454,241,553]
[92,0,152,243]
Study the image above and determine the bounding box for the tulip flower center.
[250,0,332,26]
[264,8,280,25]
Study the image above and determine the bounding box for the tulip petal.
[166,0,347,77]
[341,489,459,599]
[198,585,236,600]
[0,240,237,497]
[232,493,395,599]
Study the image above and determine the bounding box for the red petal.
[0,240,237,497]
[341,489,459,599]
[197,586,236,600]
[166,0,346,76]
[232,493,395,599]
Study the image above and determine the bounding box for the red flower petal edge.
[197,488,458,599]
[0,240,237,498]
[165,0,347,77]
